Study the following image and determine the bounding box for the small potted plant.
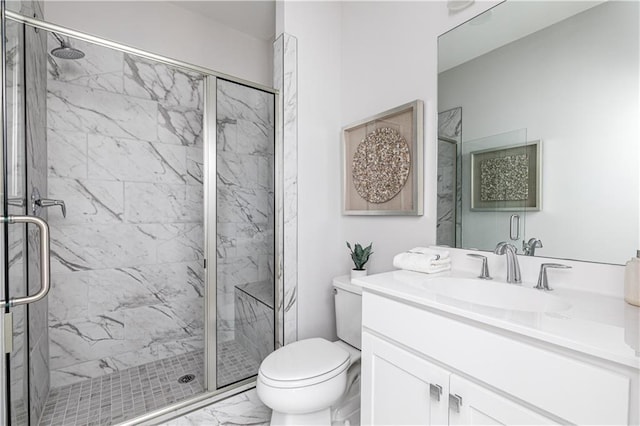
[346,242,373,280]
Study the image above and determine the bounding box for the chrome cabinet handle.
[0,215,50,308]
[449,394,463,413]
[430,383,443,401]
[466,253,492,280]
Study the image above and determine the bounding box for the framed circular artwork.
[342,100,424,215]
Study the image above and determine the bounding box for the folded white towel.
[393,248,452,274]
[405,247,450,260]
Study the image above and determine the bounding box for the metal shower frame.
[0,6,283,425]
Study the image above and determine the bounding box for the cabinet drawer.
[363,292,630,425]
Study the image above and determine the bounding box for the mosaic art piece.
[470,141,540,211]
[479,154,529,201]
[352,127,410,204]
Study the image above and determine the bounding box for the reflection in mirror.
[437,1,639,265]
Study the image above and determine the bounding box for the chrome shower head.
[50,33,85,60]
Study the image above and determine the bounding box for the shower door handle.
[509,214,520,241]
[0,215,51,308]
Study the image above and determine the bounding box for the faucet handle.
[467,254,492,280]
[523,238,543,256]
[535,263,572,291]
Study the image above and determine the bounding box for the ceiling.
[169,0,276,41]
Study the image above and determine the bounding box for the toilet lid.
[259,338,350,388]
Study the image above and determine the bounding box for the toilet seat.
[259,338,350,389]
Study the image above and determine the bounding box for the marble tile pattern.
[216,78,275,355]
[162,389,270,426]
[437,108,462,248]
[216,340,259,388]
[273,33,299,347]
[234,281,274,363]
[46,35,206,389]
[24,8,51,423]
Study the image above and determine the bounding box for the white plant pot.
[351,269,367,280]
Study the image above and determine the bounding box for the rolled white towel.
[393,250,452,274]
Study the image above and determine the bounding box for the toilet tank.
[333,276,363,350]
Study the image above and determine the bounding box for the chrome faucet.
[523,238,543,256]
[494,242,521,284]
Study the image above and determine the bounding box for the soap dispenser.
[624,250,640,306]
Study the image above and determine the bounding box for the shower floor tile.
[37,341,260,426]
[38,350,204,426]
[217,340,259,388]
[10,399,28,425]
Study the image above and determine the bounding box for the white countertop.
[353,269,640,369]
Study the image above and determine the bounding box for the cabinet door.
[362,332,450,425]
[449,374,557,425]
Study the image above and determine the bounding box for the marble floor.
[164,363,362,426]
[36,340,259,425]
[161,389,270,426]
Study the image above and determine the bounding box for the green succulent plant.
[346,242,373,270]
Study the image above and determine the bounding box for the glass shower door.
[2,10,281,424]
[39,28,208,424]
[4,17,211,424]
[2,16,49,426]
[215,78,276,388]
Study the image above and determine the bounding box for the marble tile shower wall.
[216,80,274,345]
[273,33,298,346]
[45,37,205,388]
[437,107,462,248]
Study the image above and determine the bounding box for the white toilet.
[257,276,362,425]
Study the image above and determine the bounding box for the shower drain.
[178,374,196,384]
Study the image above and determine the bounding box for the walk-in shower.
[1,6,280,426]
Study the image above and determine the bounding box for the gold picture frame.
[342,100,424,216]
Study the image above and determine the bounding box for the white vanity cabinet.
[361,290,637,425]
[361,332,450,425]
[448,374,556,425]
[362,332,556,425]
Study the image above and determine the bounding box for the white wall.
[44,1,272,86]
[279,0,498,340]
[439,2,639,265]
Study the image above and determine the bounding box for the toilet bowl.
[257,338,351,424]
[257,276,363,425]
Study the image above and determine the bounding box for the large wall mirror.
[437,0,638,265]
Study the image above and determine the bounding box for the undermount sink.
[422,277,571,313]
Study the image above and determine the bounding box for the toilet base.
[271,408,331,425]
